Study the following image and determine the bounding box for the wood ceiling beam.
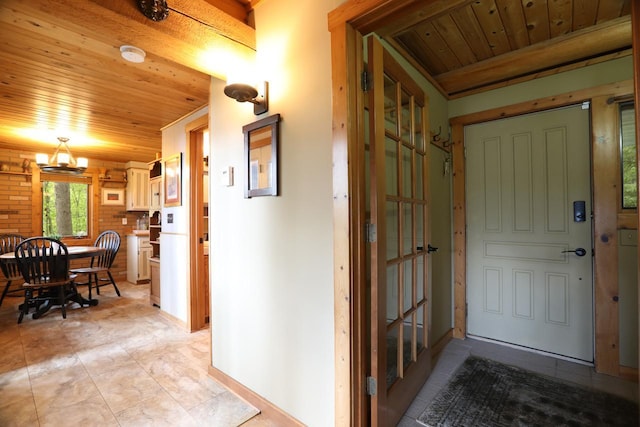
[436,15,632,96]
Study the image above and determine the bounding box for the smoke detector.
[120,45,146,63]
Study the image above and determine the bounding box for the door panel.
[466,105,593,361]
[367,36,431,426]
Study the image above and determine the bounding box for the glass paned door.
[367,36,432,427]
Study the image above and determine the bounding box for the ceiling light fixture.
[224,81,269,115]
[120,45,146,63]
[36,137,88,175]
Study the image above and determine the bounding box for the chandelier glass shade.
[36,137,88,175]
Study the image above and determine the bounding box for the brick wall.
[0,148,150,283]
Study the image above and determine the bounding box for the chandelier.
[36,137,88,175]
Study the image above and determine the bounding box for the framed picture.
[102,188,124,206]
[243,114,280,198]
[164,153,182,207]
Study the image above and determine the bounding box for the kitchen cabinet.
[149,177,162,212]
[127,234,151,283]
[149,257,161,307]
[148,158,162,260]
[126,161,149,211]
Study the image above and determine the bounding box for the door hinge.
[366,376,377,396]
[365,223,377,243]
[465,302,468,317]
[361,70,370,92]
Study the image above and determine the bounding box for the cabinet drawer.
[139,237,151,248]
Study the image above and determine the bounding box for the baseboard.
[208,365,305,426]
[619,365,639,383]
[431,329,454,359]
[158,309,187,331]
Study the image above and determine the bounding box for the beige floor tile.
[0,281,260,426]
[0,339,26,375]
[115,390,197,427]
[38,394,119,427]
[92,360,164,414]
[0,396,38,427]
[30,365,101,415]
[189,391,260,427]
[0,367,35,409]
[76,342,132,377]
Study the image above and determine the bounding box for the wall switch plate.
[122,218,127,225]
[221,166,234,186]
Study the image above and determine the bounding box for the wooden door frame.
[329,0,640,425]
[186,115,209,333]
[450,81,633,377]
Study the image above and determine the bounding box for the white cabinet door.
[126,168,150,211]
[149,177,162,212]
[127,235,151,283]
[138,245,152,281]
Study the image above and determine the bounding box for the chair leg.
[87,274,93,301]
[107,271,121,297]
[18,289,30,324]
[95,273,101,295]
[59,286,66,319]
[0,280,11,307]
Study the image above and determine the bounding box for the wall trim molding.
[208,365,305,427]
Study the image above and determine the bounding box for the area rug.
[418,356,639,427]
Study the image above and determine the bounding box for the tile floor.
[399,336,639,426]
[0,280,261,426]
[3,279,637,427]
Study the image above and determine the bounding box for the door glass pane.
[384,74,397,135]
[387,201,399,260]
[386,136,398,196]
[414,104,424,151]
[404,317,414,366]
[386,326,400,387]
[620,102,636,208]
[403,259,413,313]
[417,255,424,302]
[416,305,425,351]
[416,152,424,199]
[403,203,412,256]
[416,204,424,252]
[402,145,412,197]
[387,264,399,324]
[401,89,412,145]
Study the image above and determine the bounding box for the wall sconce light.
[224,81,269,115]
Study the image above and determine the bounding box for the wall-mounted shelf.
[0,171,32,176]
[99,177,127,187]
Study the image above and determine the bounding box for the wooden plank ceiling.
[0,0,633,165]
[379,0,632,98]
[0,0,257,164]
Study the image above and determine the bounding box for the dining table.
[0,245,106,317]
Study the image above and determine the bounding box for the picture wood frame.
[243,113,281,198]
[102,188,124,206]
[164,153,182,206]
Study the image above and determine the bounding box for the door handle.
[427,244,439,253]
[562,248,587,257]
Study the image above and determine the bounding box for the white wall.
[208,0,336,425]
[160,106,209,323]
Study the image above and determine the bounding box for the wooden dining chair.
[69,230,121,300]
[14,237,80,323]
[0,233,26,307]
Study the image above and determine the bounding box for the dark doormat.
[418,356,638,427]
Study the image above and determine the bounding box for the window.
[620,102,636,209]
[42,179,90,237]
